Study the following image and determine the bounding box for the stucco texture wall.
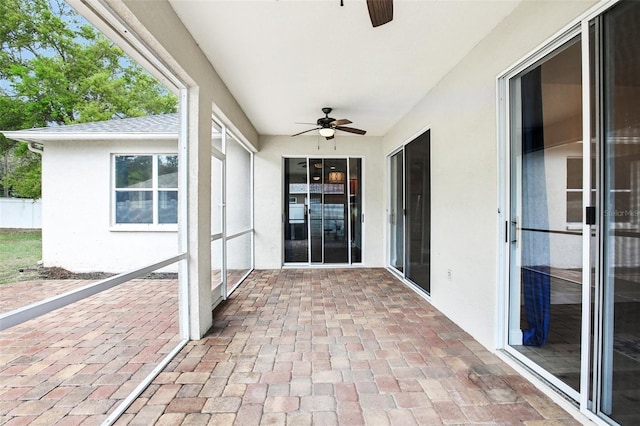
[42,139,179,273]
[382,0,597,349]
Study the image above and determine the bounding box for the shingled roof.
[1,113,179,144]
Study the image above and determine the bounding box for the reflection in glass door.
[405,131,431,293]
[284,158,309,263]
[284,157,362,265]
[387,131,431,293]
[505,3,640,423]
[322,159,349,263]
[310,159,323,263]
[350,158,363,263]
[389,151,404,272]
[508,35,584,395]
[598,2,640,422]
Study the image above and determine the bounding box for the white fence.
[0,198,42,229]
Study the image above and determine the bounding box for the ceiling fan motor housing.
[318,107,335,127]
[317,117,335,127]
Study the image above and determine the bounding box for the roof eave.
[0,131,178,144]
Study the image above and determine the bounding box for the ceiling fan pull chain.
[340,0,344,6]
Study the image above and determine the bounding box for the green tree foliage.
[0,0,178,198]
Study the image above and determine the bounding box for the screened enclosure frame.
[210,116,255,305]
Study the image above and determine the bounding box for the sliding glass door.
[284,157,362,265]
[505,2,640,423]
[508,34,584,394]
[388,130,431,294]
[598,3,640,422]
[389,151,404,273]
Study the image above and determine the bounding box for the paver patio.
[1,269,582,425]
[0,278,180,425]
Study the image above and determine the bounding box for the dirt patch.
[19,266,177,281]
[35,266,114,280]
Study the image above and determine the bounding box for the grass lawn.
[0,229,42,284]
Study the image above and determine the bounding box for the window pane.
[115,156,152,188]
[116,191,152,223]
[566,192,582,222]
[566,158,582,189]
[158,155,178,188]
[158,190,178,224]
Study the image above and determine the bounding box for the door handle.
[510,220,518,244]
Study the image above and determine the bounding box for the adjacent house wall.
[42,139,179,273]
[382,0,597,349]
[254,135,384,269]
[0,198,42,229]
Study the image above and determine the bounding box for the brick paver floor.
[0,278,180,425]
[1,279,101,313]
[111,268,581,425]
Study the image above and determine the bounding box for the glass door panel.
[349,158,362,263]
[284,158,309,263]
[390,151,404,272]
[405,130,431,293]
[599,2,640,422]
[323,159,349,263]
[508,36,583,393]
[309,159,323,263]
[285,157,362,265]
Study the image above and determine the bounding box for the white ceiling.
[168,0,521,137]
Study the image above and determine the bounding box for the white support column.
[187,87,213,339]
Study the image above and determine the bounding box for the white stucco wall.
[381,0,597,349]
[42,139,180,273]
[254,135,384,269]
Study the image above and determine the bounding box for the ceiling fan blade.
[331,119,352,126]
[291,127,319,137]
[335,126,367,135]
[367,0,393,27]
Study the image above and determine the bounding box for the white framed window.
[566,157,597,225]
[112,154,178,227]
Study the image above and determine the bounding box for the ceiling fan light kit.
[319,128,336,138]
